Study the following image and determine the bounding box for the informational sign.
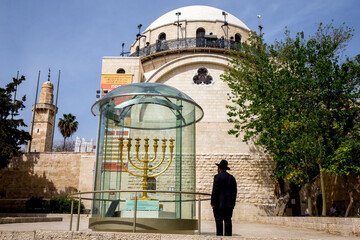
[101,74,133,93]
[124,200,160,211]
[100,74,133,171]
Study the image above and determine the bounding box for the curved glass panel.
[92,83,200,222]
[92,83,203,130]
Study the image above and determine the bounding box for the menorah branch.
[118,137,174,200]
[119,137,143,178]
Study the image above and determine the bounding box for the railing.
[131,37,241,57]
[69,190,211,234]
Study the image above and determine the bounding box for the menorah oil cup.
[119,137,174,200]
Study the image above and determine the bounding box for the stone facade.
[28,81,57,152]
[0,151,276,220]
[96,5,277,219]
[0,153,94,212]
[196,153,276,221]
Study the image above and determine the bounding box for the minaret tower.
[28,70,57,152]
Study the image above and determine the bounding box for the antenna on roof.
[136,24,146,57]
[221,11,229,49]
[120,43,130,56]
[174,12,182,48]
[222,11,228,23]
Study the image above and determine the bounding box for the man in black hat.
[211,159,237,236]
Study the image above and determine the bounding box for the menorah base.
[137,196,153,201]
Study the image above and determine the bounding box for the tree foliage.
[58,113,78,151]
[222,22,360,216]
[0,76,31,169]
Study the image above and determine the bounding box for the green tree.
[326,122,360,217]
[58,113,78,151]
[222,22,360,216]
[0,76,31,169]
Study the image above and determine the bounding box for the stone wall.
[0,151,277,220]
[196,153,276,221]
[255,216,360,237]
[0,152,95,212]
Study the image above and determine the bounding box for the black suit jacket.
[211,171,237,209]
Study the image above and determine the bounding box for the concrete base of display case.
[88,217,197,233]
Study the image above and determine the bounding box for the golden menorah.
[119,137,174,200]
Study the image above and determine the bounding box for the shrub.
[25,197,47,213]
[25,196,85,213]
[49,197,85,213]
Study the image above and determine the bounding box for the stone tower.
[28,80,57,152]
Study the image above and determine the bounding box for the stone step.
[0,217,62,224]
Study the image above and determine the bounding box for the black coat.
[211,171,237,209]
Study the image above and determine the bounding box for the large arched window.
[234,33,242,50]
[193,67,213,85]
[196,28,205,38]
[158,32,166,41]
[116,68,125,74]
[196,28,205,47]
[235,33,241,43]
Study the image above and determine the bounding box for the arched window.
[196,28,205,47]
[158,33,166,41]
[235,33,242,43]
[116,68,125,74]
[234,34,242,50]
[147,177,156,190]
[193,67,213,85]
[196,28,205,38]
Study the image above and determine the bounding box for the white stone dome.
[145,5,250,31]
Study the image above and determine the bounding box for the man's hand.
[211,204,214,208]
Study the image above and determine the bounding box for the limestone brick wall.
[0,152,95,212]
[29,104,56,152]
[0,151,276,220]
[142,52,195,73]
[30,81,56,152]
[256,216,360,237]
[148,59,252,155]
[196,153,276,221]
[38,81,54,104]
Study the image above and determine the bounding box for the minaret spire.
[48,68,51,81]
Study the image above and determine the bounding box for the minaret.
[28,70,57,152]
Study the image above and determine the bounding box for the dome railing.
[130,37,241,57]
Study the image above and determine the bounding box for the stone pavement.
[0,215,358,239]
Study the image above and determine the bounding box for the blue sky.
[1,0,360,143]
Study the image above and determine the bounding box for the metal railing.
[69,190,211,234]
[131,37,241,57]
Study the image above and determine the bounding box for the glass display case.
[90,83,203,232]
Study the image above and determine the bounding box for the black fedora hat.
[216,159,230,170]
